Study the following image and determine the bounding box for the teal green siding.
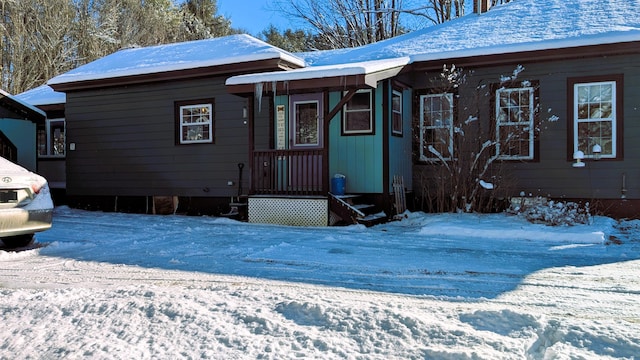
[272,85,414,196]
[0,118,36,171]
[328,87,384,193]
[388,87,413,193]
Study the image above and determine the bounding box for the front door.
[289,93,323,192]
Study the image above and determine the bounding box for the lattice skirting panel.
[248,197,328,227]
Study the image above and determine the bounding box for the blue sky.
[218,0,292,35]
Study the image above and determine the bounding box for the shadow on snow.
[33,207,639,299]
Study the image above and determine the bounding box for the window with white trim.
[293,100,320,147]
[343,89,373,134]
[574,81,616,159]
[177,101,213,144]
[419,93,454,161]
[37,118,65,157]
[495,86,535,160]
[392,90,403,136]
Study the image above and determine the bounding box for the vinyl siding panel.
[412,53,640,201]
[329,89,383,193]
[0,119,36,170]
[65,77,255,197]
[388,86,413,193]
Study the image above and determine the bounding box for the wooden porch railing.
[252,149,327,196]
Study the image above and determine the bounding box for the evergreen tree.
[260,25,312,52]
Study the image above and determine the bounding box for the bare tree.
[1,0,235,94]
[0,0,76,94]
[273,0,405,49]
[272,0,475,49]
[420,0,465,24]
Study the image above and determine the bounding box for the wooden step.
[353,203,375,212]
[357,212,388,227]
[328,193,387,226]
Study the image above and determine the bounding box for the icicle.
[254,82,264,112]
[272,81,277,114]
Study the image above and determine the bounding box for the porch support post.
[322,91,330,194]
[382,81,391,212]
[247,95,255,195]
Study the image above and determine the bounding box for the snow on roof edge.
[410,30,640,64]
[0,88,47,117]
[228,30,640,86]
[16,85,66,106]
[226,57,411,86]
[48,51,305,86]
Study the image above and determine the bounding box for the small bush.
[507,197,591,226]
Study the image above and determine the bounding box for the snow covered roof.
[0,88,46,119]
[229,0,640,88]
[46,0,640,93]
[226,57,410,89]
[15,85,66,106]
[47,34,306,88]
[301,0,640,66]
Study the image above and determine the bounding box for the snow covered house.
[15,85,67,200]
[0,89,46,171]
[228,0,640,219]
[46,0,640,222]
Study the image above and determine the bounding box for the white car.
[0,157,53,248]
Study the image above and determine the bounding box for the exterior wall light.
[573,150,585,167]
[592,144,602,160]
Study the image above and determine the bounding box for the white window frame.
[495,86,535,160]
[343,89,373,135]
[392,89,403,136]
[419,93,454,161]
[292,99,321,147]
[573,81,617,159]
[38,118,65,158]
[179,103,213,144]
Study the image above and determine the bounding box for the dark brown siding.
[0,107,21,119]
[410,53,640,201]
[65,77,262,197]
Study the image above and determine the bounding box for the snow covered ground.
[1,207,639,359]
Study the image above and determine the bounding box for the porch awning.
[226,57,410,94]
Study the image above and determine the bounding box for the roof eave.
[49,58,301,92]
[227,65,406,95]
[409,40,640,71]
[0,91,46,122]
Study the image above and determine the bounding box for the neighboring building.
[0,89,46,171]
[46,0,640,222]
[47,35,305,214]
[16,85,67,201]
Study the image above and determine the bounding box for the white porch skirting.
[248,196,328,227]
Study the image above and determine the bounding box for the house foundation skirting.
[248,196,328,227]
[560,198,640,219]
[66,195,231,216]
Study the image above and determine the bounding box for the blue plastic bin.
[331,174,346,195]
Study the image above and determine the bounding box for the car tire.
[1,234,35,248]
